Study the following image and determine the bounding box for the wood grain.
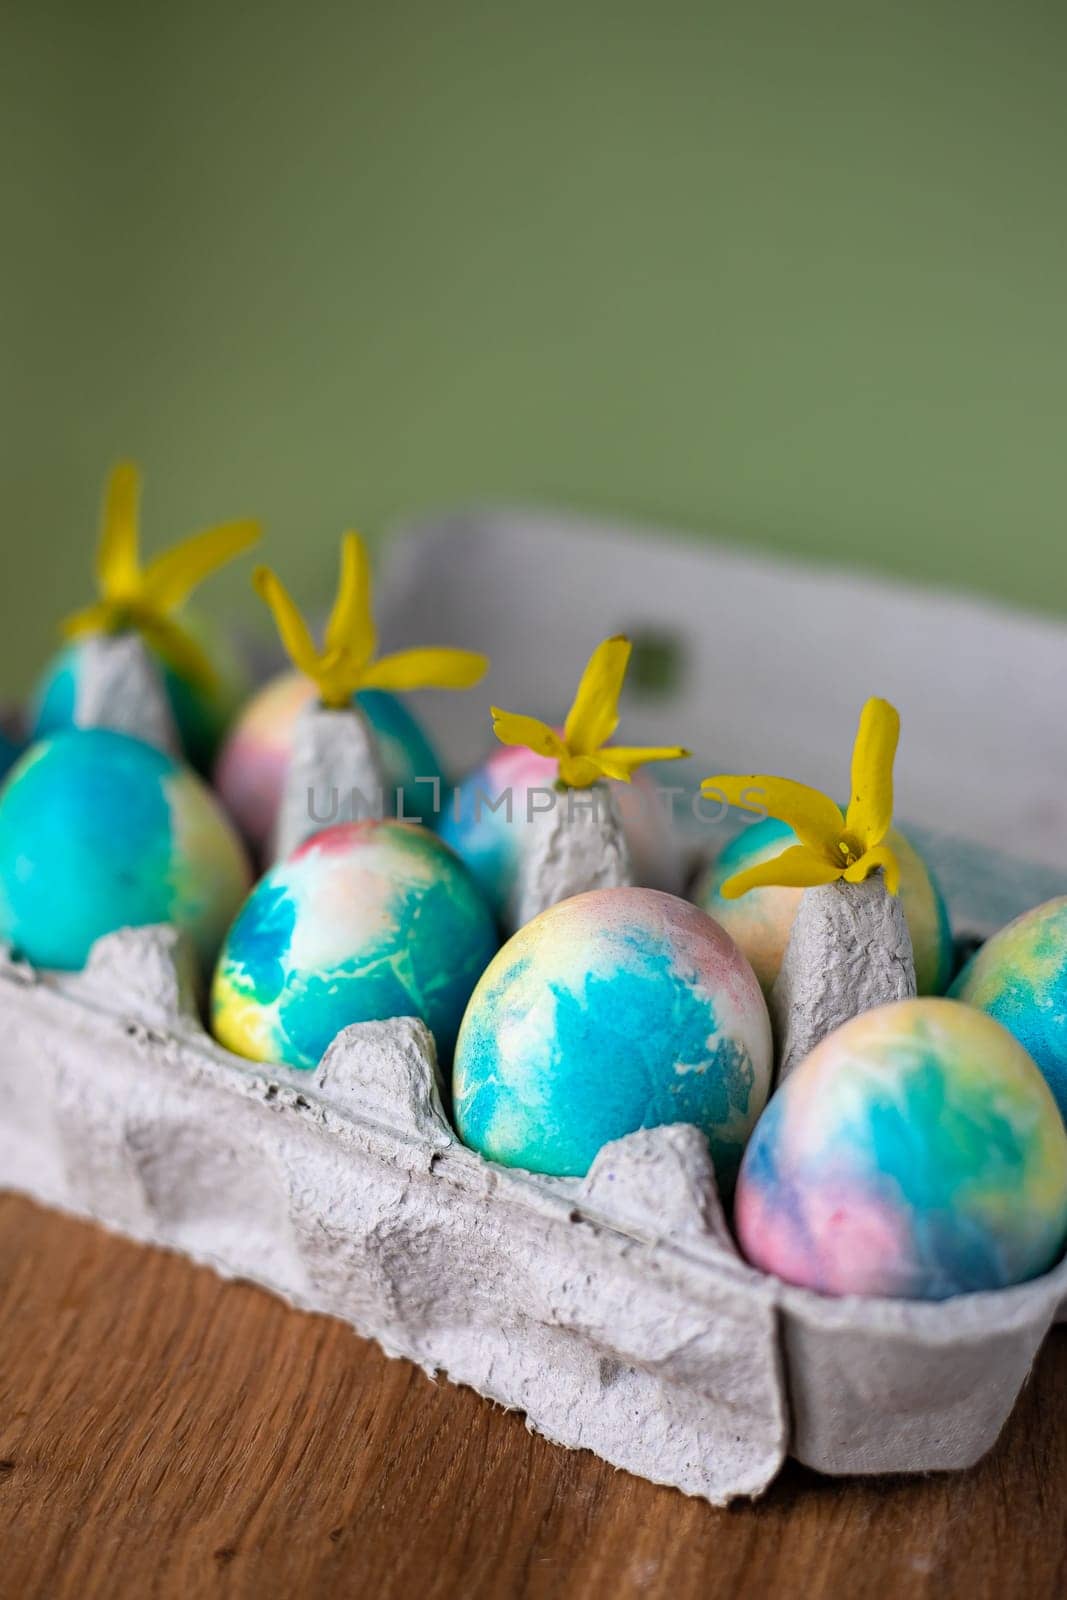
[1,1191,1064,1600]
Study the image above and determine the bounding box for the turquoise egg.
[951,897,1067,1125]
[453,887,773,1181]
[736,999,1067,1300]
[0,728,251,972]
[694,816,953,997]
[0,728,20,782]
[212,820,498,1071]
[32,622,248,773]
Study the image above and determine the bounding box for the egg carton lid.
[377,506,1067,931]
[2,923,1065,1505]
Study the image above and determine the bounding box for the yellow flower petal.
[61,601,117,640]
[141,519,261,612]
[590,745,691,782]
[557,751,606,788]
[491,710,564,760]
[563,635,631,756]
[843,841,901,895]
[361,647,489,693]
[138,614,219,690]
[97,462,141,599]
[315,664,361,709]
[719,844,845,900]
[324,531,376,665]
[845,697,900,851]
[700,775,844,860]
[252,566,322,680]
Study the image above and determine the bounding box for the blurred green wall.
[3,0,1066,697]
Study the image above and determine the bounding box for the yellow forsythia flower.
[492,635,689,789]
[702,697,903,898]
[255,532,488,708]
[62,462,260,688]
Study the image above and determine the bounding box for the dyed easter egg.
[453,887,772,1181]
[736,999,1067,1300]
[438,744,681,923]
[694,818,952,997]
[0,728,20,782]
[212,819,497,1071]
[31,620,248,773]
[950,897,1067,1126]
[0,728,251,972]
[213,670,445,851]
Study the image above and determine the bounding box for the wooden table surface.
[2,1192,1064,1600]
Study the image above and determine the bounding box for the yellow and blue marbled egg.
[694,818,953,996]
[736,999,1067,1300]
[213,670,445,852]
[951,897,1067,1126]
[0,728,251,972]
[212,819,498,1071]
[453,887,772,1181]
[438,744,680,922]
[32,622,248,774]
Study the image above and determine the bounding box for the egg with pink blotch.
[214,670,445,850]
[438,744,683,922]
[735,999,1067,1300]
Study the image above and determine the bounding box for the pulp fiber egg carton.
[4,509,1067,1505]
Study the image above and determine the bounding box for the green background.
[3,0,1066,699]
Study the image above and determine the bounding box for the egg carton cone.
[274,701,386,861]
[73,634,181,756]
[2,924,1066,1506]
[513,780,632,928]
[772,876,917,1079]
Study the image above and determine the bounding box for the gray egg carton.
[2,924,1065,1506]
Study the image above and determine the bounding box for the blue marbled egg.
[0,728,251,971]
[453,887,772,1180]
[951,896,1067,1125]
[212,820,498,1071]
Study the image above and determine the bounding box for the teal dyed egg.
[0,729,251,971]
[0,728,20,782]
[694,817,953,997]
[32,621,248,773]
[951,897,1067,1126]
[212,820,498,1071]
[453,887,772,1181]
[736,999,1067,1299]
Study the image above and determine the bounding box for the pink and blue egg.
[453,887,772,1181]
[438,744,680,922]
[212,819,498,1071]
[694,817,953,996]
[735,999,1067,1300]
[951,896,1067,1126]
[214,670,445,852]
